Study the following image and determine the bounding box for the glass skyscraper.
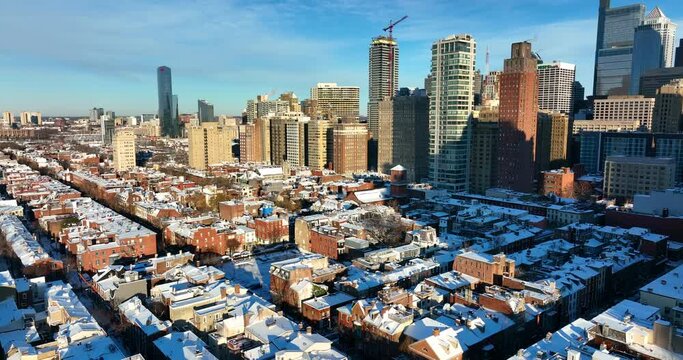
[428,34,476,191]
[593,1,645,96]
[630,25,662,95]
[157,66,179,138]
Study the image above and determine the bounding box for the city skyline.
[1,0,682,116]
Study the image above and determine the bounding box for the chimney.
[234,284,241,294]
[432,328,440,337]
[653,319,673,351]
[220,286,227,298]
[306,326,312,335]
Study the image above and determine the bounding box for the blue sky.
[0,0,681,116]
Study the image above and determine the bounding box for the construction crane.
[383,15,408,39]
[381,16,408,98]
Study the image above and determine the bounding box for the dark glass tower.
[157,66,179,137]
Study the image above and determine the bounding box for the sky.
[0,0,682,117]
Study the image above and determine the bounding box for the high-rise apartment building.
[497,41,538,193]
[157,66,179,138]
[469,109,499,194]
[188,122,237,170]
[257,100,290,119]
[19,112,41,126]
[101,115,115,145]
[652,79,683,133]
[537,62,576,115]
[642,7,678,68]
[368,36,399,139]
[255,117,271,165]
[239,123,261,163]
[112,129,137,172]
[268,113,309,166]
[428,34,476,191]
[2,112,12,127]
[482,71,502,108]
[593,95,655,131]
[377,88,429,182]
[377,96,394,174]
[332,122,368,175]
[198,99,215,123]
[307,120,333,170]
[536,111,570,172]
[593,1,645,96]
[279,92,302,113]
[310,83,360,119]
[604,156,675,199]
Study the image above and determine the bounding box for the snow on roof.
[118,297,171,336]
[153,331,218,360]
[302,292,355,310]
[0,270,15,287]
[352,187,393,204]
[425,271,479,291]
[58,334,126,360]
[640,264,683,301]
[510,318,595,360]
[0,215,51,267]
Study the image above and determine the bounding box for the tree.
[573,181,594,202]
[226,237,241,257]
[358,207,405,246]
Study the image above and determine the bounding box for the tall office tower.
[572,81,586,114]
[428,34,476,191]
[279,92,302,113]
[310,83,360,119]
[89,108,104,123]
[377,88,429,182]
[536,111,570,172]
[579,132,652,173]
[593,1,645,96]
[676,39,683,67]
[269,117,287,165]
[2,112,12,127]
[642,7,677,68]
[332,122,368,174]
[593,95,655,130]
[307,120,332,170]
[537,61,576,115]
[368,36,399,138]
[497,41,538,193]
[105,110,116,120]
[630,25,663,95]
[652,79,683,133]
[238,123,261,163]
[469,109,499,194]
[482,71,502,108]
[100,115,115,145]
[112,129,137,172]
[188,122,237,170]
[639,67,683,97]
[198,99,215,123]
[157,66,179,138]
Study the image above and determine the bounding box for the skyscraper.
[469,109,499,194]
[642,7,677,68]
[310,83,360,119]
[112,129,137,172]
[89,107,104,123]
[652,79,683,133]
[157,66,179,138]
[198,99,215,123]
[482,71,502,108]
[593,1,645,96]
[368,36,399,170]
[537,61,576,115]
[676,39,683,67]
[497,41,538,193]
[630,25,663,95]
[2,112,12,127]
[428,34,476,191]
